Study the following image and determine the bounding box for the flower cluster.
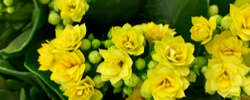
[190,3,250,98]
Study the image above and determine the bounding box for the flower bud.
[231,96,241,100]
[88,33,95,41]
[135,58,146,71]
[150,50,156,57]
[111,79,123,88]
[147,60,158,69]
[48,11,61,25]
[48,1,54,8]
[80,39,91,51]
[3,0,13,6]
[84,61,91,73]
[123,86,133,95]
[220,15,232,30]
[107,30,112,39]
[213,27,222,34]
[113,87,123,94]
[124,73,140,87]
[88,50,102,64]
[214,15,222,26]
[140,72,147,81]
[186,70,196,82]
[39,0,50,5]
[55,24,64,30]
[92,39,101,49]
[201,66,208,74]
[103,40,114,48]
[140,89,152,99]
[93,75,105,89]
[63,19,73,26]
[193,56,208,70]
[208,5,218,17]
[6,6,14,14]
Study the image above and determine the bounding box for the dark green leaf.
[0,89,20,100]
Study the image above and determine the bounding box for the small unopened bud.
[193,56,208,70]
[147,60,158,69]
[186,70,196,82]
[135,58,146,71]
[201,66,208,74]
[88,33,95,41]
[124,73,140,87]
[93,75,105,89]
[107,30,112,39]
[214,15,222,26]
[150,50,156,57]
[141,90,152,99]
[48,11,61,25]
[80,39,91,51]
[88,50,102,64]
[123,86,133,95]
[231,96,241,100]
[3,0,13,6]
[220,15,232,30]
[92,39,101,49]
[103,40,114,48]
[113,87,123,94]
[208,5,219,17]
[111,79,123,88]
[141,72,147,81]
[6,6,14,14]
[84,61,91,73]
[63,19,73,26]
[55,24,64,30]
[39,0,50,5]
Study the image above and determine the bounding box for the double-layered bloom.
[230,3,250,41]
[142,22,176,42]
[37,43,55,71]
[205,30,248,60]
[97,48,133,85]
[64,76,103,100]
[190,16,216,44]
[50,50,86,89]
[153,34,195,76]
[141,64,189,100]
[111,23,144,56]
[204,58,249,98]
[51,24,86,51]
[54,0,89,22]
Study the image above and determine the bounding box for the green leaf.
[24,44,67,100]
[20,88,27,100]
[0,89,20,100]
[0,0,47,57]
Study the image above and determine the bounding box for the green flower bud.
[88,50,102,64]
[93,75,105,89]
[124,73,140,87]
[3,0,13,6]
[141,72,147,81]
[48,11,61,25]
[150,50,156,57]
[48,1,54,8]
[6,6,14,14]
[186,70,196,82]
[208,5,218,17]
[103,40,114,48]
[135,58,146,71]
[201,66,208,74]
[107,30,112,39]
[213,27,222,34]
[113,87,123,94]
[123,86,133,95]
[92,39,101,49]
[231,96,241,100]
[193,56,208,70]
[88,33,95,41]
[111,79,123,88]
[55,24,64,30]
[84,61,91,73]
[59,85,65,91]
[141,90,152,99]
[214,15,222,26]
[147,60,158,69]
[80,39,91,51]
[220,15,232,30]
[63,19,73,26]
[39,0,50,5]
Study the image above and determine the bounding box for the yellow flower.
[37,43,55,71]
[142,22,176,42]
[111,23,144,56]
[152,34,195,76]
[51,24,86,51]
[54,0,89,22]
[141,64,189,100]
[243,76,250,96]
[96,48,133,85]
[190,16,216,44]
[205,30,248,60]
[125,81,143,100]
[230,3,250,41]
[64,76,103,100]
[204,58,249,98]
[50,50,86,89]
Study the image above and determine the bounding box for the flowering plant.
[1,0,250,100]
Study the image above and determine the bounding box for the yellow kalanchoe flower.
[111,23,144,56]
[243,76,250,96]
[205,30,248,60]
[97,47,133,85]
[190,16,216,44]
[51,23,86,51]
[205,58,249,98]
[153,34,195,76]
[50,50,86,89]
[54,0,89,22]
[141,64,189,100]
[142,22,176,42]
[230,3,250,41]
[37,43,55,71]
[64,76,103,100]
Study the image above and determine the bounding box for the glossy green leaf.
[24,44,67,100]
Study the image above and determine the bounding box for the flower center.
[246,17,250,29]
[121,34,136,50]
[165,46,183,63]
[216,68,231,88]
